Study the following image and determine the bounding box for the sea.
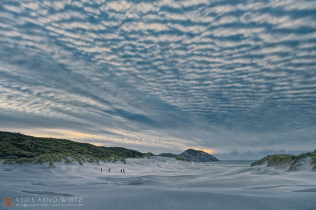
[206,160,256,167]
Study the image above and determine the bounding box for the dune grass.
[251,151,316,170]
[143,152,155,158]
[0,131,148,166]
[175,157,188,161]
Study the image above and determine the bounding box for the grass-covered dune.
[251,151,316,171]
[0,131,154,166]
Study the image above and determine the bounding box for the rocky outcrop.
[177,149,219,162]
[159,149,219,162]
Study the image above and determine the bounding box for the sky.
[0,0,316,159]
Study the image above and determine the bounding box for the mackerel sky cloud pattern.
[0,0,316,155]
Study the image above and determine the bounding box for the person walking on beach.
[123,169,125,173]
[101,168,102,172]
[108,168,110,173]
[121,169,122,173]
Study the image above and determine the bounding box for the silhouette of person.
[101,167,102,172]
[121,169,122,173]
[108,168,110,173]
[123,169,125,173]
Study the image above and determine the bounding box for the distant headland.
[160,148,219,162]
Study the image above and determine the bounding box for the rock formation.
[160,149,219,162]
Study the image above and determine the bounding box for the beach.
[1,157,315,210]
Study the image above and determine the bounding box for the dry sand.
[1,157,316,210]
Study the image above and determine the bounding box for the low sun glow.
[190,148,217,154]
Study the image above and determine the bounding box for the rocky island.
[160,149,219,162]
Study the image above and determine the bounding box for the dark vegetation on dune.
[0,131,154,166]
[251,150,316,170]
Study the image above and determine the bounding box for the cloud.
[215,149,309,160]
[0,0,315,153]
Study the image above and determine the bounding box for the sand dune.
[1,157,316,210]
